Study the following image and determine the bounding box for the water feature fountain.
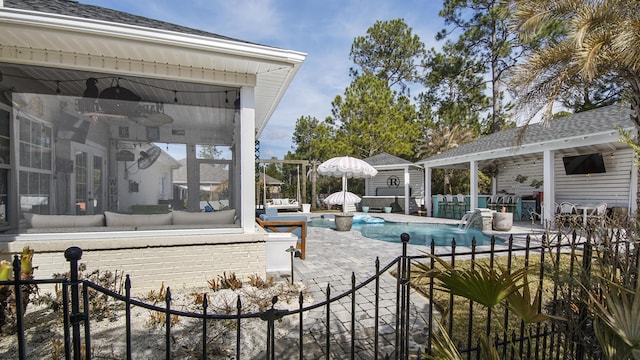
[459,210,484,231]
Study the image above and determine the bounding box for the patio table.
[575,205,595,227]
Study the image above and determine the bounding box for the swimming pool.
[308,215,502,246]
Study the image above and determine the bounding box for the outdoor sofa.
[19,209,239,233]
[265,198,300,211]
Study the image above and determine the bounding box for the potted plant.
[493,206,513,231]
[334,213,354,231]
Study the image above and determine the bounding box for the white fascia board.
[417,127,634,168]
[373,164,421,171]
[0,8,306,68]
[254,61,303,135]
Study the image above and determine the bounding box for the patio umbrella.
[323,191,361,208]
[317,156,377,213]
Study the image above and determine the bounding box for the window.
[18,112,52,216]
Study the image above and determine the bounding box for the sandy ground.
[0,280,311,359]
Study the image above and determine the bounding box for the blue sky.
[81,0,445,159]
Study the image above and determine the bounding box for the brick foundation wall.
[0,231,267,295]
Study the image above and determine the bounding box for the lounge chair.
[256,208,307,259]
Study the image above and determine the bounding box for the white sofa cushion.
[172,209,236,225]
[104,211,172,227]
[24,213,105,228]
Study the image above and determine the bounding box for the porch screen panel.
[9,90,238,231]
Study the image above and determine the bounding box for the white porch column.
[186,144,199,212]
[543,150,555,224]
[425,167,432,216]
[470,160,478,211]
[404,165,410,215]
[240,86,256,232]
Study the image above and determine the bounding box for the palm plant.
[510,0,640,123]
[590,280,640,359]
[415,254,554,358]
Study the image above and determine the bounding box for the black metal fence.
[0,228,633,359]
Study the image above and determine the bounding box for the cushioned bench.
[20,209,239,233]
[265,198,300,211]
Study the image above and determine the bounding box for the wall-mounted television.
[562,153,606,175]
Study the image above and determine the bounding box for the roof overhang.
[417,127,634,169]
[0,7,306,133]
[372,164,423,171]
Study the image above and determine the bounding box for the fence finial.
[64,246,83,261]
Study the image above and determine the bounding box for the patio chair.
[495,195,509,212]
[486,194,499,210]
[436,194,445,217]
[503,195,518,215]
[443,194,454,218]
[530,201,544,225]
[556,202,579,227]
[586,202,607,227]
[453,194,466,219]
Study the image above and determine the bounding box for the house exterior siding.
[554,148,634,207]
[494,148,634,208]
[365,169,423,197]
[495,159,543,197]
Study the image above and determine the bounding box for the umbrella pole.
[342,175,347,213]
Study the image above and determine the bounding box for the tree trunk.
[491,17,501,133]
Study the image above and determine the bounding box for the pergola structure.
[257,159,309,205]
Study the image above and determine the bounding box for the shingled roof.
[3,0,249,44]
[420,105,635,163]
[364,152,413,167]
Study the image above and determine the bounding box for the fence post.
[11,255,25,360]
[575,229,593,360]
[259,296,287,360]
[396,233,410,360]
[64,246,84,360]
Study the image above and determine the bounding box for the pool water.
[308,215,501,247]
